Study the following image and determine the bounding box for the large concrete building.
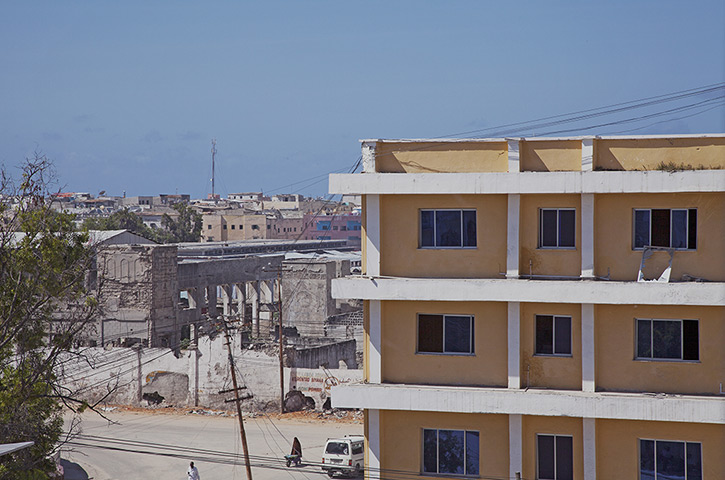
[329,135,725,479]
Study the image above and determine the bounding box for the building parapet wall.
[330,170,725,195]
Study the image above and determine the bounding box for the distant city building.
[303,213,361,244]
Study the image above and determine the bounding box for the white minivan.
[321,435,364,478]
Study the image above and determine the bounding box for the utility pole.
[263,265,286,414]
[277,267,284,414]
[220,317,253,480]
[211,138,217,200]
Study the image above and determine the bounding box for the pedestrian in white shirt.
[188,461,201,480]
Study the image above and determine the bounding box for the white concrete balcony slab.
[331,383,725,424]
[329,170,725,195]
[332,276,725,306]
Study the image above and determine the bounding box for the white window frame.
[534,315,572,357]
[419,208,477,249]
[538,208,576,249]
[416,314,475,355]
[421,428,479,477]
[536,434,574,480]
[639,438,702,480]
[632,208,697,251]
[635,318,699,362]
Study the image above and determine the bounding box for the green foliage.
[1,154,98,478]
[81,203,202,243]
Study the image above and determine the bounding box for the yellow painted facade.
[595,137,725,171]
[374,141,508,173]
[520,139,582,172]
[597,420,725,479]
[519,194,581,277]
[380,301,508,387]
[520,302,582,390]
[594,192,725,281]
[377,410,510,480]
[522,416,584,480]
[343,135,725,480]
[379,194,508,278]
[595,304,725,395]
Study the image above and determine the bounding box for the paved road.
[62,410,362,480]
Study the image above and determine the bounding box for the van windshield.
[325,442,349,455]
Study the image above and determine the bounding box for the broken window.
[636,319,699,361]
[417,314,474,354]
[539,208,575,248]
[535,315,572,356]
[633,209,697,250]
[640,439,701,480]
[538,435,573,480]
[420,209,476,248]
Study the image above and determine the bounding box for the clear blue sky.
[1,1,723,198]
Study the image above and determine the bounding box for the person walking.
[187,461,201,480]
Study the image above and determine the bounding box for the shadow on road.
[61,459,90,480]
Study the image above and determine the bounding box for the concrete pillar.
[206,285,218,318]
[507,139,520,172]
[507,194,520,278]
[582,303,595,392]
[249,281,260,337]
[361,141,377,173]
[582,138,594,172]
[581,194,595,279]
[234,284,245,322]
[367,408,381,480]
[188,324,199,407]
[134,345,143,405]
[369,300,382,384]
[509,414,522,479]
[221,285,232,316]
[583,418,596,480]
[365,195,381,277]
[508,302,521,389]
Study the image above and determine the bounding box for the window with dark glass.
[633,209,697,250]
[417,314,474,354]
[423,429,479,476]
[535,315,572,355]
[639,439,701,480]
[420,209,476,248]
[537,434,573,480]
[539,209,575,248]
[636,319,699,361]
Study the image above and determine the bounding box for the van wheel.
[327,472,335,478]
[354,464,361,477]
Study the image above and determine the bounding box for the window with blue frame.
[347,220,361,231]
[317,221,331,231]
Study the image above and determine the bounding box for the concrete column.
[508,302,521,389]
[583,418,596,480]
[582,303,595,392]
[249,281,260,337]
[365,195,381,277]
[188,327,199,407]
[206,285,218,318]
[507,194,520,278]
[369,300,382,384]
[234,284,245,322]
[581,194,595,279]
[221,285,232,316]
[367,408,381,480]
[361,141,377,173]
[509,414,522,479]
[582,138,594,172]
[507,139,521,172]
[134,345,143,405]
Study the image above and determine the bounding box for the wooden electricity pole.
[277,268,284,414]
[221,318,253,480]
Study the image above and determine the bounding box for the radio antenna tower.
[211,138,217,200]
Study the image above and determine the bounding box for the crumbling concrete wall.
[287,339,357,369]
[56,334,361,412]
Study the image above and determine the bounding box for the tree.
[81,207,156,241]
[0,155,100,479]
[158,202,203,243]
